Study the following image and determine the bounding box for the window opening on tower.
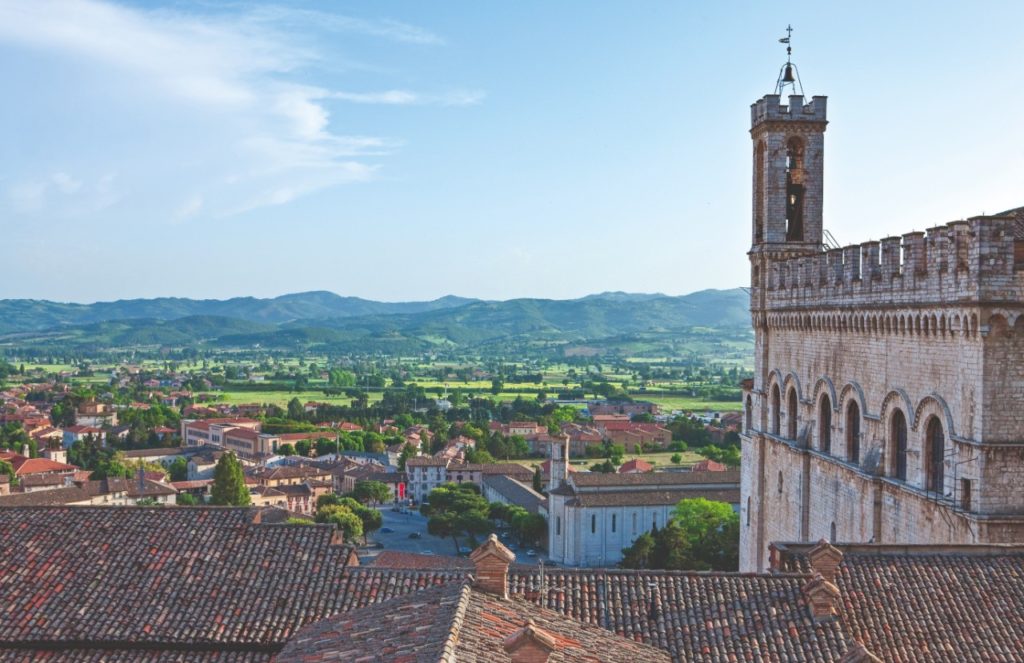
[785,137,805,241]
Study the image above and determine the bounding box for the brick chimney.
[503,619,557,663]
[839,640,883,663]
[807,538,844,583]
[469,533,516,598]
[802,573,841,621]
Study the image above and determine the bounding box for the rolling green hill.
[0,288,750,356]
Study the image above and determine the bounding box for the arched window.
[926,417,945,494]
[771,384,781,435]
[891,410,908,480]
[777,471,784,494]
[830,522,836,542]
[846,400,861,464]
[745,395,753,433]
[787,388,798,440]
[754,141,766,242]
[746,497,751,526]
[785,137,805,241]
[818,396,832,453]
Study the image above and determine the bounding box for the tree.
[0,458,17,487]
[620,532,655,569]
[210,452,251,506]
[353,480,391,505]
[672,498,740,570]
[168,456,189,481]
[278,443,296,457]
[338,497,382,544]
[532,467,543,493]
[421,483,492,554]
[176,493,199,505]
[671,453,683,465]
[294,440,312,457]
[287,397,304,420]
[316,504,363,542]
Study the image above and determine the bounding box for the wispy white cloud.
[245,7,445,46]
[6,171,119,216]
[0,1,472,219]
[331,89,485,106]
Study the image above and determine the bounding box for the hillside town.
[2,4,1023,661]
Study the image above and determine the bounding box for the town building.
[405,457,533,503]
[740,63,1024,570]
[545,438,740,567]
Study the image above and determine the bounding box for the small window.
[787,388,798,439]
[846,400,861,464]
[556,516,561,536]
[830,521,836,542]
[771,384,781,435]
[927,417,945,494]
[591,514,597,534]
[632,512,637,534]
[745,497,751,527]
[652,513,657,528]
[611,514,617,533]
[961,478,972,512]
[778,471,784,494]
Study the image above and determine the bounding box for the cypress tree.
[210,452,251,506]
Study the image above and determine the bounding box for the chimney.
[839,640,884,663]
[469,533,516,598]
[502,619,557,663]
[802,573,841,621]
[807,539,844,583]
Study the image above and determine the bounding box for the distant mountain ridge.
[0,288,750,353]
[0,291,479,334]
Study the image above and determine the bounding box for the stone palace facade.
[739,88,1024,571]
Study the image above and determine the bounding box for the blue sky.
[2,1,1023,303]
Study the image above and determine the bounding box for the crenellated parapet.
[753,215,1024,310]
[751,94,828,127]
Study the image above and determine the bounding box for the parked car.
[380,527,394,534]
[526,549,537,557]
[408,532,422,539]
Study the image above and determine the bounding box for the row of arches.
[748,376,955,497]
[762,309,982,338]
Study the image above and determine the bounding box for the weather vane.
[775,24,804,97]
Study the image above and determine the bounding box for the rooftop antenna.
[775,24,805,97]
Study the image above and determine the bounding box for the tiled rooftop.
[276,581,673,663]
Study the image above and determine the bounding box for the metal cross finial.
[779,24,793,62]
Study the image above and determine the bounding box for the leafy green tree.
[294,440,312,457]
[338,497,382,544]
[168,456,189,481]
[671,453,683,465]
[0,458,18,487]
[421,483,492,554]
[315,504,363,542]
[287,397,304,420]
[210,452,251,506]
[532,467,543,493]
[490,377,503,395]
[278,443,296,457]
[353,480,391,505]
[620,531,655,569]
[672,497,740,570]
[176,493,199,505]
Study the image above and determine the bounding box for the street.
[358,505,541,566]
